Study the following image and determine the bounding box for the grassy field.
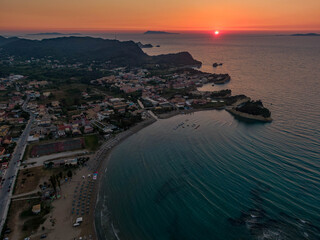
[84,134,99,151]
[4,198,51,240]
[14,167,68,195]
[37,83,107,106]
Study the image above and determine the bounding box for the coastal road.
[0,97,35,234]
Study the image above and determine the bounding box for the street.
[0,97,35,234]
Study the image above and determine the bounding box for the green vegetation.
[236,100,271,118]
[10,124,26,138]
[109,112,142,130]
[67,170,73,178]
[153,106,175,114]
[193,101,226,109]
[22,145,30,161]
[0,62,106,83]
[84,134,99,151]
[0,36,201,67]
[211,89,231,98]
[162,87,195,99]
[20,200,52,233]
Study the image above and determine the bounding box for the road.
[137,99,145,109]
[24,150,88,168]
[0,97,35,234]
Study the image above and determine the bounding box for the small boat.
[195,125,200,129]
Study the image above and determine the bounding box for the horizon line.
[0,26,320,33]
[1,29,320,34]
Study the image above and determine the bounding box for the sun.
[214,30,220,35]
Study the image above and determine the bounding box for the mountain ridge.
[0,36,201,67]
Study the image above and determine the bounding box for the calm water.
[89,33,320,240]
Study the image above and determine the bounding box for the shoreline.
[91,116,157,240]
[91,109,221,239]
[25,106,271,239]
[90,106,271,239]
[226,108,273,122]
[156,107,225,119]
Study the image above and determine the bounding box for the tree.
[49,175,57,193]
[73,98,80,106]
[56,175,61,189]
[20,111,30,120]
[47,162,54,168]
[61,98,67,106]
[67,170,73,179]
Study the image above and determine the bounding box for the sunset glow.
[215,31,220,35]
[0,0,319,31]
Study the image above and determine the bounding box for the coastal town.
[1,0,319,238]
[0,41,271,240]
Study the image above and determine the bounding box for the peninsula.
[136,42,153,48]
[227,100,272,122]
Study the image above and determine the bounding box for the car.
[76,217,83,223]
[40,234,47,238]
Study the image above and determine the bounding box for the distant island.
[290,33,320,36]
[212,62,223,68]
[27,32,82,36]
[144,31,179,35]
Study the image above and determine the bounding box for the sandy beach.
[22,116,157,240]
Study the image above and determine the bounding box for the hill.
[0,36,200,67]
[0,36,20,46]
[27,32,82,36]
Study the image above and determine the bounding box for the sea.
[13,31,320,239]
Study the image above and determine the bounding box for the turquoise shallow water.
[95,33,320,240]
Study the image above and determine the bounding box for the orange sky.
[1,0,320,31]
